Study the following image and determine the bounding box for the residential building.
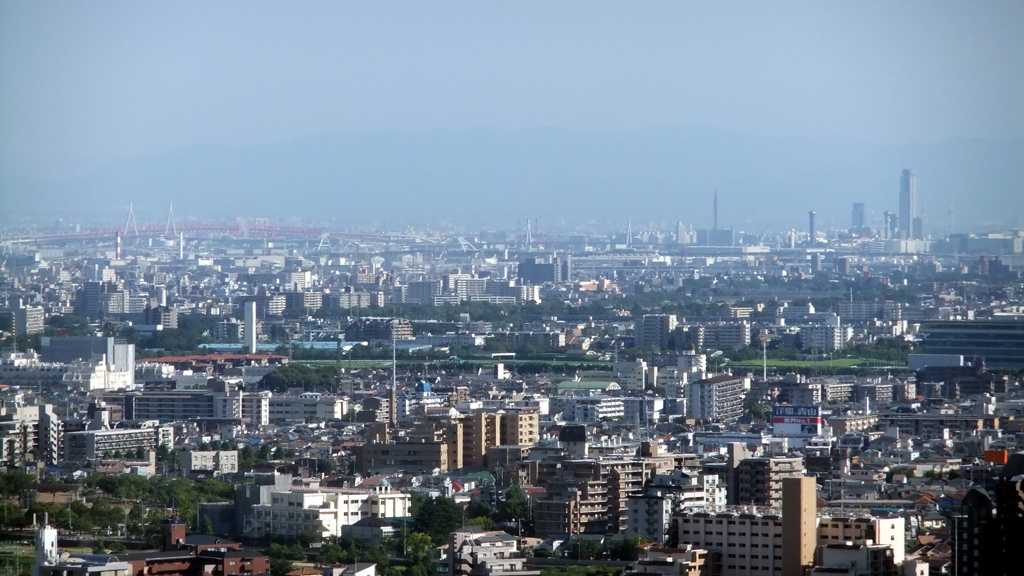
[448,528,540,576]
[637,315,677,350]
[687,375,746,423]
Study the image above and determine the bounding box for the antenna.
[165,202,177,238]
[124,203,139,240]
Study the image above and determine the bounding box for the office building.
[268,392,347,423]
[919,320,1024,368]
[355,440,449,475]
[851,203,865,231]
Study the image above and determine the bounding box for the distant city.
[3,156,1024,575]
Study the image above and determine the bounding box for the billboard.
[772,405,822,436]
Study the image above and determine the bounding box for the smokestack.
[116,231,122,260]
[244,301,257,355]
[808,211,816,243]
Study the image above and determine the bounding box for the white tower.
[244,301,257,354]
[32,524,59,576]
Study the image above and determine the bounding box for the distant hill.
[2,127,1021,231]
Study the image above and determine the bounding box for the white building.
[613,359,648,391]
[183,450,239,475]
[268,393,347,423]
[621,397,664,425]
[250,487,410,540]
[572,396,624,422]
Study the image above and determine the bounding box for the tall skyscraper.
[851,202,865,230]
[899,169,916,239]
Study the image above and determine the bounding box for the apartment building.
[674,505,906,576]
[0,404,62,466]
[687,375,747,423]
[572,396,625,422]
[626,492,674,543]
[64,425,173,462]
[462,412,502,467]
[637,315,677,350]
[499,409,539,447]
[534,458,660,537]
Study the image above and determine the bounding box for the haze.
[0,1,1022,229]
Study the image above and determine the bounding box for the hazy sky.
[1,1,1021,179]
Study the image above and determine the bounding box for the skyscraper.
[851,202,865,230]
[899,169,916,239]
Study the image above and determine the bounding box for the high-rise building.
[244,301,257,354]
[899,169,916,239]
[637,314,677,350]
[851,202,865,231]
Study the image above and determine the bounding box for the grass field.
[729,358,894,368]
[306,358,613,369]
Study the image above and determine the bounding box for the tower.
[244,301,257,354]
[808,211,816,243]
[899,169,916,239]
[32,523,59,576]
[713,189,718,230]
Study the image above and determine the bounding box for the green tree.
[498,486,532,533]
[404,532,436,576]
[464,499,495,520]
[269,558,294,576]
[464,516,494,531]
[413,496,465,545]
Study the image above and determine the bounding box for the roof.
[557,381,620,390]
[351,517,392,528]
[559,425,587,443]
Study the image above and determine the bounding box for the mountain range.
[2,126,1021,233]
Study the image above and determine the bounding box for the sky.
[1,1,1021,182]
